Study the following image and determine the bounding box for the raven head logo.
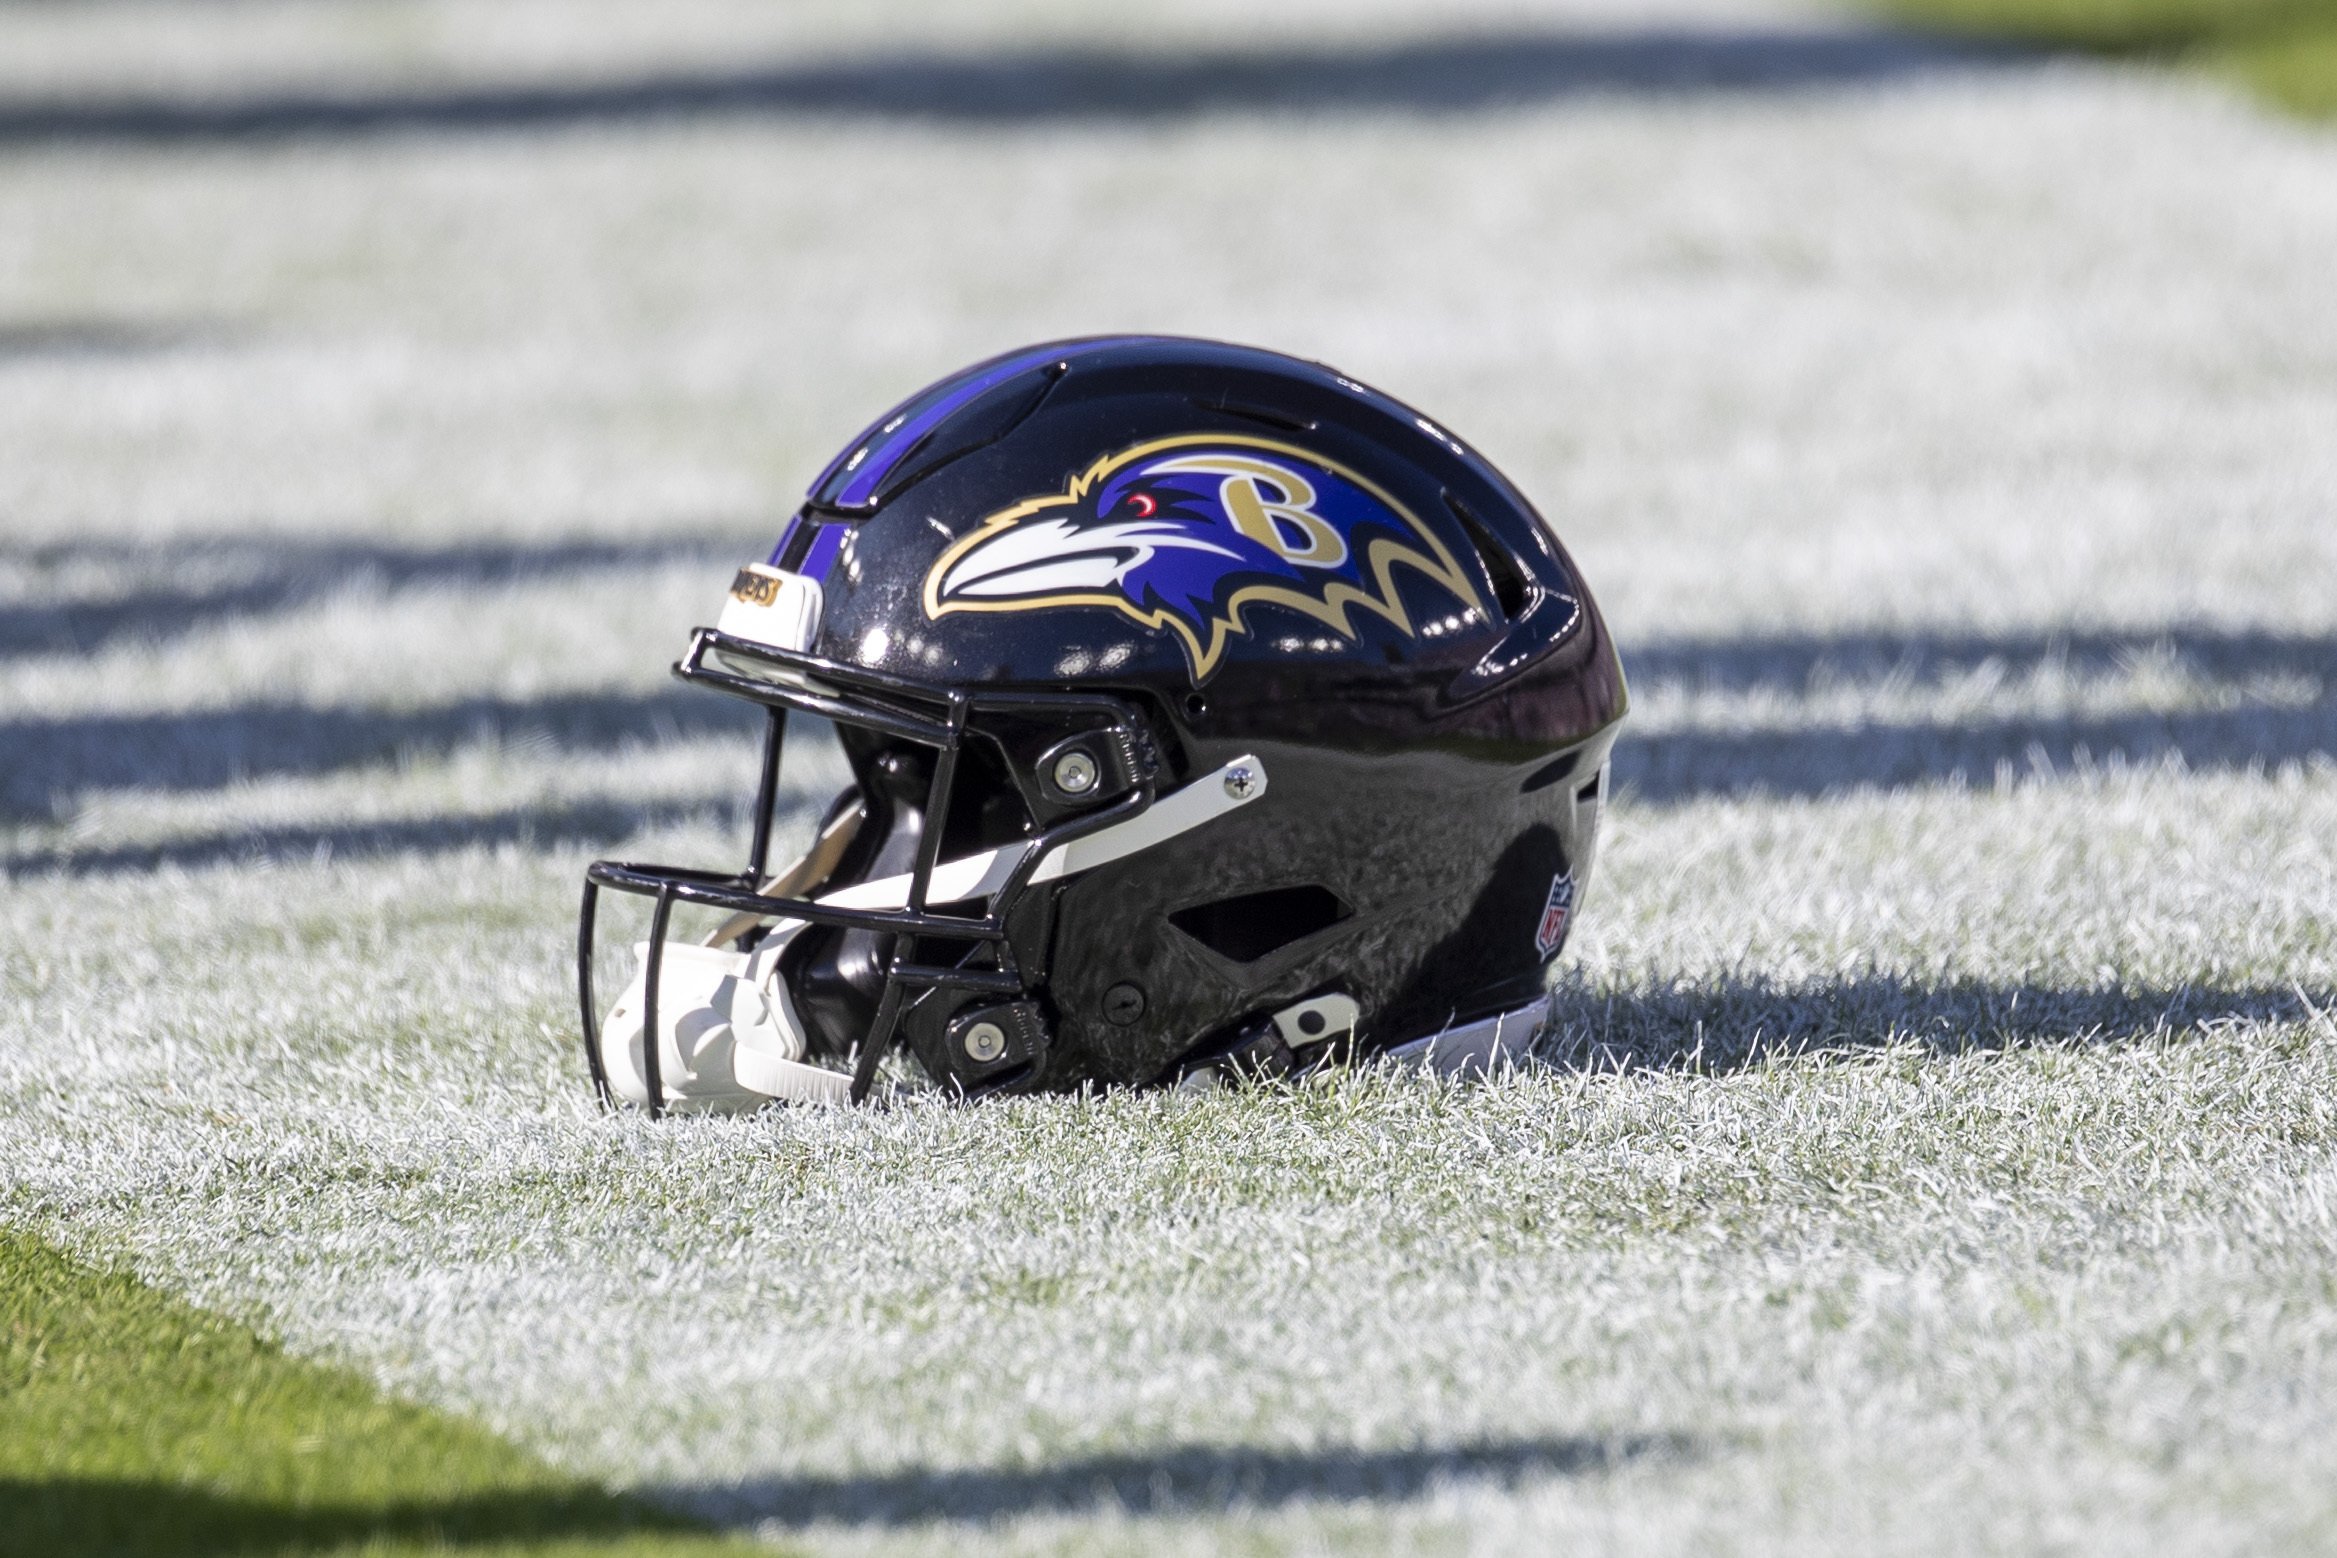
[922,434,1485,682]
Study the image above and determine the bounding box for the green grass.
[2214,17,2337,107]
[1871,0,2337,114]
[5,4,2337,1550]
[0,1226,760,1557]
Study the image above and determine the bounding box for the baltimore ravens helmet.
[578,335,1626,1110]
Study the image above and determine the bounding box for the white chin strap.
[597,755,1269,1110]
[597,924,851,1110]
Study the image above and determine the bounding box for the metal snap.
[1051,749,1100,795]
[1103,983,1146,1026]
[962,1021,1008,1063]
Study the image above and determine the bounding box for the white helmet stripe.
[816,754,1268,913]
[1381,996,1551,1078]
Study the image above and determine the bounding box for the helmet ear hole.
[935,735,1035,858]
[1168,883,1352,965]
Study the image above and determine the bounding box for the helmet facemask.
[579,626,1265,1111]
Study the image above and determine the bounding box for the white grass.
[4,1,2336,1552]
[7,770,2335,1552]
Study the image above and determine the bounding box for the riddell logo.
[729,566,783,607]
[1535,872,1576,961]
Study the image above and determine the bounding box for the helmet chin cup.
[595,930,849,1111]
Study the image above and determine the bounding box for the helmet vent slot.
[1520,751,1580,794]
[868,367,1060,508]
[775,515,821,573]
[1169,883,1351,964]
[1194,396,1317,434]
[1443,490,1531,622]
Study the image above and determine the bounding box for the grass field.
[4,0,2336,1553]
[1873,0,2337,116]
[2,1227,756,1555]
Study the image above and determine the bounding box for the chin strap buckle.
[1174,991,1360,1092]
[1268,993,1359,1055]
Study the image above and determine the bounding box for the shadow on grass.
[0,691,757,822]
[1613,625,2337,801]
[0,319,235,363]
[0,28,2018,144]
[1872,0,2333,60]
[1,612,2329,830]
[1619,698,2337,802]
[1625,625,2337,693]
[3,1478,716,1558]
[12,1433,1680,1546]
[1539,973,2327,1073]
[658,1433,1688,1529]
[0,796,781,877]
[0,534,749,661]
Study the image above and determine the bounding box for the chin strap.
[704,799,866,951]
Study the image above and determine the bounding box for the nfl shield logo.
[1535,872,1576,961]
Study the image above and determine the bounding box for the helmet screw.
[962,1020,1007,1064]
[1103,983,1146,1026]
[1051,749,1100,796]
[1223,763,1261,801]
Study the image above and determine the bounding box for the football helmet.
[578,336,1625,1111]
